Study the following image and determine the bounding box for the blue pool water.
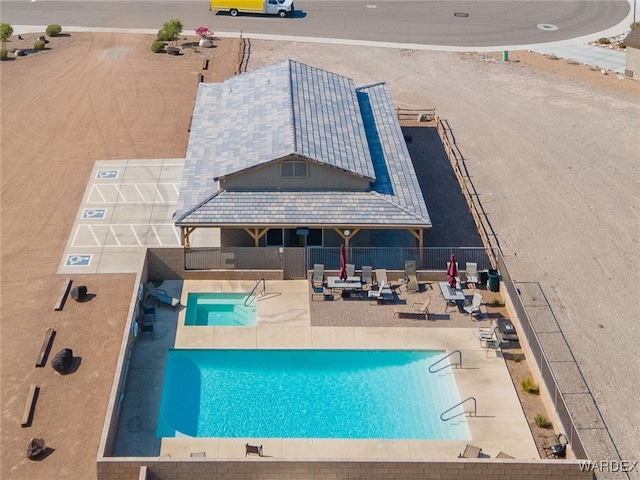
[156,349,470,440]
[184,293,256,326]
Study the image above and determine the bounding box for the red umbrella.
[447,254,458,289]
[338,244,347,281]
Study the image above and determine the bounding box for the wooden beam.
[54,278,72,311]
[35,328,56,368]
[21,384,39,427]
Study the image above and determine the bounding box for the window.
[281,161,308,178]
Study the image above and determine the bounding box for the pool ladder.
[244,278,265,307]
[440,397,477,422]
[428,350,462,373]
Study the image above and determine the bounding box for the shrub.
[618,42,626,49]
[535,414,552,428]
[521,377,539,394]
[151,41,166,53]
[46,24,62,37]
[157,17,183,43]
[0,48,8,60]
[34,40,46,50]
[156,29,173,42]
[598,37,611,45]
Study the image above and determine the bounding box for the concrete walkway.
[532,44,627,73]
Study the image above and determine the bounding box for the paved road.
[0,0,630,47]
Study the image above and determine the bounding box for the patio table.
[327,276,363,296]
[438,281,466,312]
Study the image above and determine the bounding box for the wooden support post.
[181,227,196,247]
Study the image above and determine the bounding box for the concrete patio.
[112,279,537,462]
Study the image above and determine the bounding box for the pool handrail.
[428,350,462,373]
[244,278,265,307]
[440,396,477,422]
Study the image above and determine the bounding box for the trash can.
[479,271,488,286]
[487,269,501,292]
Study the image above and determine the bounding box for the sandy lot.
[0,32,237,480]
[2,31,640,479]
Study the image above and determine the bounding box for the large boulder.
[26,438,46,459]
[70,285,87,302]
[51,348,73,374]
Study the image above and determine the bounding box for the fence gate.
[282,247,306,280]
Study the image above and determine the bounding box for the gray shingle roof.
[175,60,430,228]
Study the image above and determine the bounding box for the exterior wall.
[221,156,370,191]
[625,46,640,80]
[97,458,593,480]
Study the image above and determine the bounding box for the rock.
[26,438,46,459]
[199,38,213,48]
[166,46,180,56]
[70,285,87,301]
[51,348,73,374]
[15,49,26,57]
[38,36,49,44]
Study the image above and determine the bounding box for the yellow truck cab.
[210,0,294,17]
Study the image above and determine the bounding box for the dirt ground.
[1,31,639,479]
[0,32,238,480]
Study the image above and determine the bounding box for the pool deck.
[115,279,538,462]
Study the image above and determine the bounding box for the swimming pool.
[184,293,256,326]
[156,349,470,440]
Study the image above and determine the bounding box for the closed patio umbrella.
[447,253,458,290]
[338,244,347,281]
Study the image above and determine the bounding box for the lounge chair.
[463,293,483,318]
[543,433,568,458]
[393,297,431,320]
[404,260,419,293]
[458,444,482,458]
[346,263,355,278]
[361,266,373,286]
[312,264,324,287]
[145,282,180,310]
[465,262,479,287]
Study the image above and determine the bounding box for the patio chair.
[458,444,482,458]
[145,282,180,310]
[483,326,504,357]
[478,319,499,344]
[465,262,479,287]
[374,268,389,287]
[312,264,324,287]
[361,266,373,286]
[542,433,568,458]
[139,319,154,339]
[141,303,156,323]
[404,260,419,293]
[346,263,355,278]
[393,297,431,320]
[245,444,263,457]
[463,293,483,318]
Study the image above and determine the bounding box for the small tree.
[157,17,183,45]
[0,23,14,51]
